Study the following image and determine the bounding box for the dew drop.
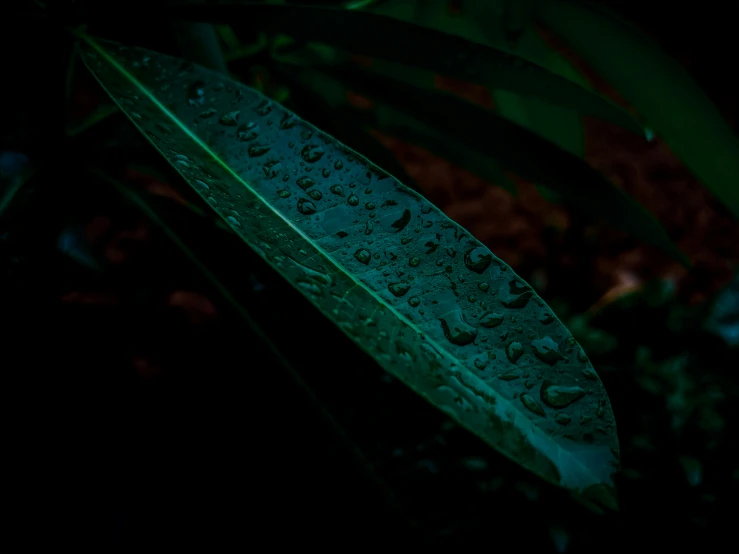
[505,341,524,363]
[186,80,206,106]
[464,247,493,274]
[581,367,598,380]
[555,413,571,425]
[198,108,216,118]
[539,311,555,325]
[263,161,282,179]
[391,209,412,232]
[408,296,420,307]
[365,202,375,210]
[237,122,259,141]
[248,144,270,157]
[277,189,291,198]
[280,114,297,129]
[354,248,371,265]
[531,337,565,365]
[409,257,420,267]
[297,198,317,215]
[540,381,585,408]
[479,312,504,328]
[474,358,487,370]
[297,176,316,190]
[501,279,533,309]
[388,282,411,297]
[255,100,272,116]
[334,160,344,170]
[520,394,546,417]
[330,184,344,196]
[301,145,325,163]
[219,110,239,125]
[439,312,478,346]
[347,194,359,206]
[308,190,323,200]
[478,282,489,292]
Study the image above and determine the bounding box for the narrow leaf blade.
[537,0,739,219]
[117,1,640,132]
[78,35,620,504]
[317,64,688,266]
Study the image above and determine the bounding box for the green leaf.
[460,0,585,156]
[275,67,423,195]
[77,34,620,505]
[361,0,629,144]
[278,64,518,195]
[537,0,739,220]
[313,63,688,265]
[129,1,640,132]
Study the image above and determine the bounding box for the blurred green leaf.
[537,0,739,220]
[279,64,518,195]
[78,33,621,505]
[314,63,687,265]
[144,1,640,132]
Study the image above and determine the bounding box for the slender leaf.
[277,64,518,195]
[313,63,688,265]
[111,1,641,133]
[77,34,620,506]
[537,0,739,220]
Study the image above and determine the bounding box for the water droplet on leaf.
[464,247,493,274]
[297,198,317,215]
[506,341,524,363]
[388,282,411,297]
[302,145,325,163]
[354,248,371,265]
[540,381,585,408]
[531,337,565,365]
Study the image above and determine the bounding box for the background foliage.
[3,0,739,550]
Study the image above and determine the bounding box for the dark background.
[3,1,738,550]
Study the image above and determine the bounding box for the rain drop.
[308,190,323,200]
[540,381,585,408]
[388,282,411,297]
[531,337,565,365]
[464,247,492,274]
[330,184,344,196]
[248,144,270,157]
[347,194,359,206]
[255,100,272,116]
[520,394,546,417]
[280,114,297,129]
[505,341,524,363]
[297,176,316,190]
[237,122,259,141]
[479,312,504,328]
[219,111,239,125]
[501,280,533,309]
[297,198,317,215]
[439,313,478,346]
[539,311,555,325]
[301,145,325,163]
[354,248,371,265]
